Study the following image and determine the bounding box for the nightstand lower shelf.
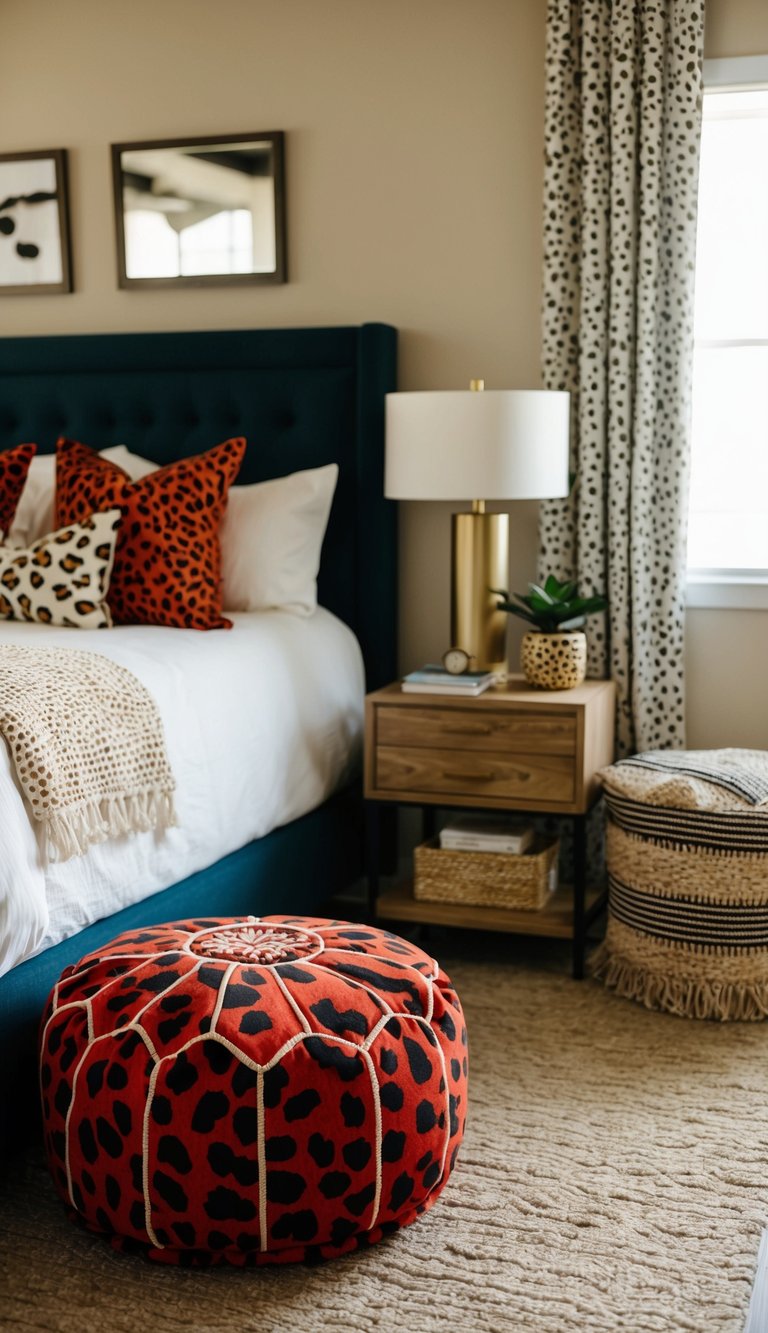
[376,881,606,940]
[365,676,617,977]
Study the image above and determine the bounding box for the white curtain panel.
[538,0,705,755]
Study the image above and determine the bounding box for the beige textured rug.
[1,939,766,1332]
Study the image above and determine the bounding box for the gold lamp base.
[450,507,509,674]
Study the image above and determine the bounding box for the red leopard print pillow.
[0,442,36,540]
[55,437,245,629]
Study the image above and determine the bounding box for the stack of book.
[439,815,534,854]
[401,666,497,697]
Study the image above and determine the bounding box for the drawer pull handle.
[442,770,496,783]
[441,725,492,736]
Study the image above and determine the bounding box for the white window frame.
[686,54,768,611]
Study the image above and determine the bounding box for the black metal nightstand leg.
[422,805,437,841]
[365,802,380,919]
[572,814,587,979]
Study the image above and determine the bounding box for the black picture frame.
[111,131,287,290]
[0,148,73,296]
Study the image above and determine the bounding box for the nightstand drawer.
[377,705,577,755]
[375,745,576,804]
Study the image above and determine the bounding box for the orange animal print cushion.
[55,437,246,629]
[0,442,36,540]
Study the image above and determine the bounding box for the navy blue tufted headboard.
[0,323,397,688]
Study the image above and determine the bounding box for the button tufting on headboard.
[0,324,397,688]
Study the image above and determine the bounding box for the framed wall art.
[111,131,286,289]
[0,149,73,295]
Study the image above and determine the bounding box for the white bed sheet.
[0,609,364,976]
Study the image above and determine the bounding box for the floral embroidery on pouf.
[190,923,324,965]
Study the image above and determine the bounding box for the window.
[124,208,255,280]
[687,57,768,608]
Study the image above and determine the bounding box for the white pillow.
[7,445,154,548]
[101,444,158,481]
[8,453,56,548]
[221,463,338,615]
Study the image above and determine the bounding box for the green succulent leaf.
[571,595,608,616]
[494,575,607,631]
[494,602,541,626]
[526,594,557,613]
[528,582,555,605]
[544,574,574,599]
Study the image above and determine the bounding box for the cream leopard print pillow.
[0,509,121,629]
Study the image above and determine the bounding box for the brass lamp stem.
[449,373,508,673]
[451,510,508,674]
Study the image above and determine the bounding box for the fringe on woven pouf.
[591,943,768,1022]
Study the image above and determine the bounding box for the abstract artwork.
[0,149,73,295]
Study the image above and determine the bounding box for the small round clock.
[442,647,471,675]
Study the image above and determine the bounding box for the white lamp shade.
[385,389,570,500]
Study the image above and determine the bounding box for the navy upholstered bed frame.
[0,323,397,1139]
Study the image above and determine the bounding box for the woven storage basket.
[414,836,559,910]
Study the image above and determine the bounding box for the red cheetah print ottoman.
[39,915,468,1266]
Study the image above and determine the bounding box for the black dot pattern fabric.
[538,0,705,756]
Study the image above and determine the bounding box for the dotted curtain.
[538,0,705,756]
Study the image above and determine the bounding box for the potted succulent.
[492,575,607,690]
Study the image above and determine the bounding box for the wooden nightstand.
[364,676,617,978]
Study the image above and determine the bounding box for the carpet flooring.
[1,937,767,1332]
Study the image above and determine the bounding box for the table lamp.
[385,382,570,674]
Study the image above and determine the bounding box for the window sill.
[686,573,768,610]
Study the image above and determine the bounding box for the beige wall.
[0,0,546,680]
[686,610,768,749]
[2,0,766,746]
[705,0,768,58]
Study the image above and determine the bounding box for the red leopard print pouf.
[40,915,468,1266]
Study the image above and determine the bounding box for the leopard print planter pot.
[521,630,587,690]
[39,915,468,1267]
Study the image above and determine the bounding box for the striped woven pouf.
[592,749,768,1021]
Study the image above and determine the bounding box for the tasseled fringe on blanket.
[591,944,768,1022]
[43,789,177,864]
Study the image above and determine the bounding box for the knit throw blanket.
[0,644,176,862]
